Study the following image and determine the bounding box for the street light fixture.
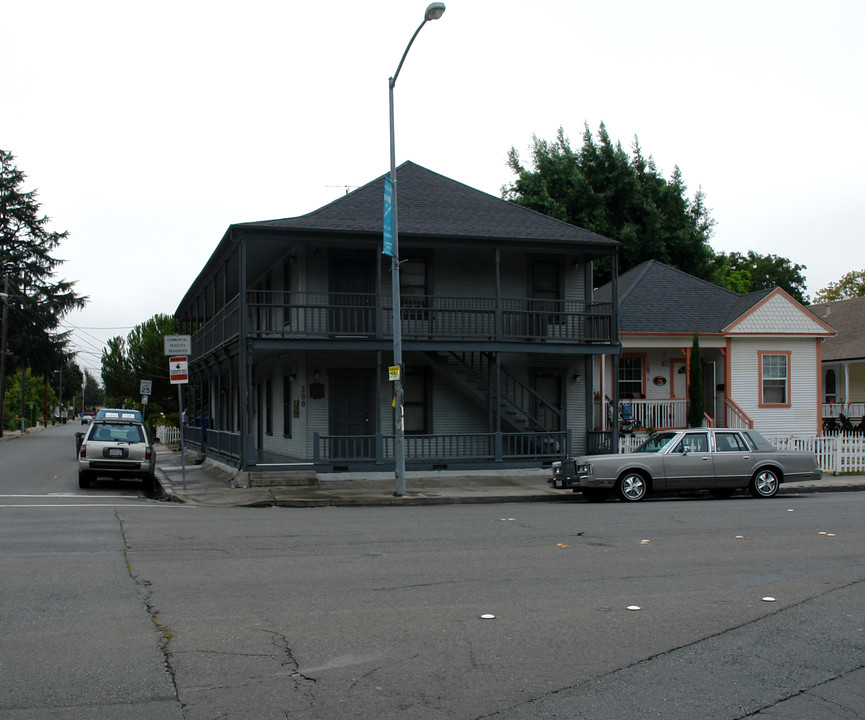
[388,2,446,497]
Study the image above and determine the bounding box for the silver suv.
[78,418,156,490]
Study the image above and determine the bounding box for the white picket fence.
[155,425,182,445]
[765,433,865,475]
[618,431,865,474]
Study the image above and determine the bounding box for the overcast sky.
[4,0,863,378]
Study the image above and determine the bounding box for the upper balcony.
[191,291,615,359]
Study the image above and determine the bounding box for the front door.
[329,370,374,459]
[329,252,374,335]
[531,371,563,432]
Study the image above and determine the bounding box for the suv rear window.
[89,423,145,443]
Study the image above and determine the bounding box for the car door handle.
[702,456,710,461]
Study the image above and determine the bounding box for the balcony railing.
[244,291,612,345]
[190,295,241,360]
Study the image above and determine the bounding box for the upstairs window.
[759,352,790,407]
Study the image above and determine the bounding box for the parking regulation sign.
[169,356,189,385]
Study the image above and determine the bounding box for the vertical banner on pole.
[382,176,394,257]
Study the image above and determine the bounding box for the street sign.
[140,379,152,396]
[164,335,191,356]
[169,356,189,385]
[388,364,400,381]
[141,395,149,405]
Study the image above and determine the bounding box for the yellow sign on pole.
[388,365,400,381]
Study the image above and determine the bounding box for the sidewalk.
[153,444,865,508]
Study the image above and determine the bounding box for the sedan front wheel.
[616,472,648,502]
[749,468,780,498]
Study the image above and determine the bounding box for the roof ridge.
[618,260,656,304]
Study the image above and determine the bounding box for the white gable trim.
[724,288,835,336]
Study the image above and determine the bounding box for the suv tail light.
[79,445,86,458]
[145,447,152,460]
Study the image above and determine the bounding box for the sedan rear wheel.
[616,472,648,502]
[749,468,780,498]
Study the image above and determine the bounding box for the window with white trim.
[618,356,643,399]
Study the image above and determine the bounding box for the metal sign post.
[139,379,152,421]
[169,356,189,489]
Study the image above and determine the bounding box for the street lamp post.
[388,2,446,497]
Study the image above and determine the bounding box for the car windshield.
[88,423,145,443]
[634,432,678,453]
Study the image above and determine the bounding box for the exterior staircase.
[416,351,562,434]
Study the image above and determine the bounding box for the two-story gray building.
[174,162,620,471]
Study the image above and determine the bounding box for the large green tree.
[813,268,865,302]
[504,125,810,298]
[0,150,87,375]
[102,314,177,416]
[712,250,808,304]
[504,124,716,285]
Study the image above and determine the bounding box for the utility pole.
[0,275,10,437]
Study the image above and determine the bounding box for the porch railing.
[823,402,864,420]
[314,430,571,464]
[182,426,242,464]
[599,398,688,431]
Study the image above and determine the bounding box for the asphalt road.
[2,423,864,719]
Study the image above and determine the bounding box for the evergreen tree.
[82,369,105,410]
[504,124,717,285]
[687,333,704,428]
[102,314,177,416]
[0,150,87,434]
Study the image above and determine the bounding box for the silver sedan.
[550,428,822,502]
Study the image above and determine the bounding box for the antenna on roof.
[326,185,358,195]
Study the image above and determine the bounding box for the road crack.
[116,510,186,717]
[261,629,318,705]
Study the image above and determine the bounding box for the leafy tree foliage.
[102,314,177,416]
[2,367,58,430]
[0,150,87,375]
[813,269,865,302]
[504,124,716,285]
[712,251,809,304]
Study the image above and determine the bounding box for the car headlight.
[576,462,592,475]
